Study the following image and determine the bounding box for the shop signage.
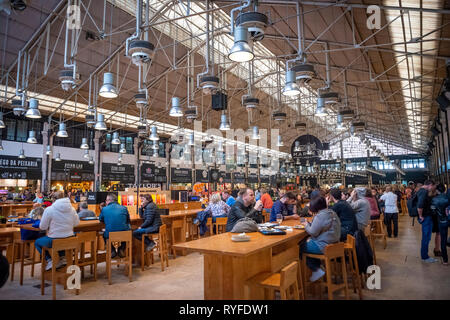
[195,169,209,183]
[102,163,135,184]
[141,163,167,183]
[248,173,258,184]
[220,172,232,183]
[209,169,220,183]
[291,134,324,165]
[52,160,94,172]
[233,172,246,183]
[171,168,192,184]
[260,175,270,183]
[0,155,42,180]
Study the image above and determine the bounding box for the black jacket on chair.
[354,229,374,274]
[139,202,162,234]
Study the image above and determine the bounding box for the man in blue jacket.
[132,194,162,252]
[99,193,131,258]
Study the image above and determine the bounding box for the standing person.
[366,188,381,220]
[431,184,449,265]
[380,186,399,237]
[260,188,273,211]
[328,189,358,242]
[417,180,438,263]
[428,187,441,257]
[34,191,79,270]
[393,185,403,214]
[270,192,299,222]
[99,193,131,258]
[226,188,263,232]
[222,189,236,207]
[347,188,371,231]
[132,194,161,252]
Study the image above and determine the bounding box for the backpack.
[407,192,419,217]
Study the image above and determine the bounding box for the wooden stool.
[344,234,363,300]
[302,242,349,300]
[214,217,228,234]
[171,216,186,259]
[364,225,376,265]
[157,224,169,271]
[140,231,159,271]
[370,219,387,249]
[77,231,98,281]
[106,231,132,285]
[10,238,38,285]
[41,237,80,300]
[245,261,302,300]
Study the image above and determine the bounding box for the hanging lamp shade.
[119,143,127,154]
[25,98,41,119]
[152,141,159,150]
[315,97,327,116]
[99,72,118,98]
[80,137,89,149]
[95,114,107,130]
[152,149,159,157]
[169,97,183,117]
[88,156,94,165]
[111,132,121,144]
[276,135,284,147]
[55,153,61,161]
[149,125,159,141]
[219,114,230,131]
[27,130,37,144]
[83,149,89,159]
[228,26,254,62]
[282,70,300,96]
[46,145,52,155]
[18,149,26,159]
[251,126,260,140]
[0,112,5,128]
[336,114,345,130]
[56,122,68,137]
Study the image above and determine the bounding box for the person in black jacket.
[328,188,358,242]
[132,194,162,251]
[431,184,449,264]
[226,188,263,232]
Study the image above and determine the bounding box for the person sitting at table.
[222,189,236,207]
[328,188,358,242]
[226,188,263,232]
[22,207,45,241]
[269,192,299,222]
[132,194,161,252]
[204,193,230,218]
[260,188,273,211]
[300,196,341,282]
[77,202,96,219]
[34,191,79,271]
[296,194,312,217]
[99,193,131,259]
[33,192,44,204]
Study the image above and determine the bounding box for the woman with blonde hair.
[204,193,230,218]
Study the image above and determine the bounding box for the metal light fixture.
[27,131,37,144]
[55,153,61,161]
[219,114,230,131]
[95,114,107,130]
[111,132,121,144]
[149,126,159,141]
[80,137,89,149]
[99,72,118,98]
[188,133,195,146]
[83,150,89,159]
[251,126,260,140]
[25,98,41,119]
[18,149,25,159]
[228,26,254,62]
[152,142,159,150]
[152,149,158,157]
[119,143,127,154]
[336,114,345,130]
[282,70,300,96]
[315,97,327,116]
[46,145,52,155]
[88,156,94,165]
[56,122,68,138]
[276,135,284,147]
[0,112,4,128]
[169,97,183,117]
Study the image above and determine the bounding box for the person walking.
[380,186,399,238]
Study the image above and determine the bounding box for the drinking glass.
[276,214,283,225]
[184,203,188,213]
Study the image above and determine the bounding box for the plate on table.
[274,225,290,230]
[231,233,251,242]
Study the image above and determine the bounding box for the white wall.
[0,140,43,158]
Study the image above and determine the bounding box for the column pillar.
[166,140,171,191]
[134,138,140,186]
[41,122,50,193]
[340,140,345,187]
[94,131,101,191]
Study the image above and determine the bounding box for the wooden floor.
[1,214,449,300]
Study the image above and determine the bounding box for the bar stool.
[140,231,159,271]
[214,217,228,234]
[171,216,186,259]
[370,218,387,249]
[302,242,349,300]
[106,230,132,285]
[10,238,38,285]
[77,231,98,281]
[157,224,170,271]
[245,261,303,300]
[41,237,80,300]
[344,234,363,300]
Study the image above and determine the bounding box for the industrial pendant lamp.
[152,141,159,150]
[118,154,123,165]
[95,114,107,130]
[276,135,284,147]
[25,98,41,119]
[149,126,159,141]
[111,132,121,144]
[152,149,158,158]
[83,150,89,159]
[27,131,37,144]
[315,97,327,116]
[251,126,260,140]
[219,114,230,131]
[55,153,61,161]
[80,137,89,149]
[282,70,300,96]
[18,149,26,159]
[0,112,4,128]
[88,156,94,165]
[99,72,118,98]
[56,122,68,138]
[119,143,127,154]
[169,97,183,117]
[188,133,195,146]
[228,26,254,62]
[46,145,52,155]
[336,114,345,130]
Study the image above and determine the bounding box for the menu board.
[102,163,135,183]
[220,172,232,183]
[0,155,42,180]
[195,169,209,183]
[233,172,246,183]
[248,173,258,183]
[171,168,192,184]
[209,169,220,183]
[141,163,167,183]
[260,175,270,183]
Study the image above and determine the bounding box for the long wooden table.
[173,219,308,300]
[0,227,21,263]
[0,203,34,216]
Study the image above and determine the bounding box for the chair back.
[159,224,168,252]
[323,242,345,260]
[280,261,300,300]
[346,234,356,249]
[172,217,185,229]
[109,230,132,243]
[52,236,80,252]
[77,231,97,243]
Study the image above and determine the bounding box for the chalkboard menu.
[141,163,167,183]
[260,175,270,183]
[195,169,209,183]
[51,160,94,181]
[209,169,220,183]
[220,172,232,183]
[233,172,246,183]
[171,168,192,184]
[0,155,42,179]
[248,173,258,184]
[102,163,135,183]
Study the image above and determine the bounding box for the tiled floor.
[1,215,449,300]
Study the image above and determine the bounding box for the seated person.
[260,188,273,211]
[35,191,79,270]
[269,192,299,222]
[226,188,263,232]
[27,203,42,219]
[300,196,341,282]
[99,193,131,258]
[204,193,230,218]
[328,188,358,242]
[132,194,161,252]
[222,189,236,207]
[21,207,46,241]
[77,202,96,219]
